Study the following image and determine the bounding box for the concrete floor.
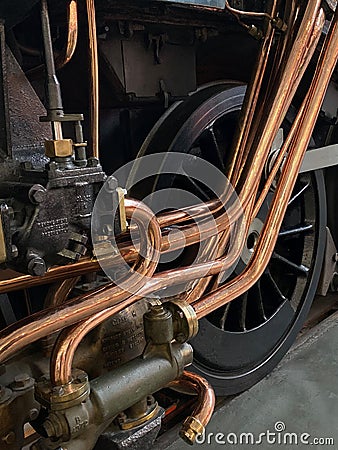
[156,308,338,450]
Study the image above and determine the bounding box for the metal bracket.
[300,143,338,173]
[317,227,338,296]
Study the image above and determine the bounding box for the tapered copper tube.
[193,7,331,319]
[169,371,215,445]
[0,199,161,364]
[56,0,78,69]
[86,0,99,158]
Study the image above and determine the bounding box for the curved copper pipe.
[0,199,161,365]
[0,3,328,371]
[44,277,80,309]
[169,371,215,445]
[50,207,248,385]
[56,0,78,69]
[193,7,332,320]
[86,0,99,159]
[182,0,318,302]
[224,0,274,20]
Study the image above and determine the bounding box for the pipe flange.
[166,300,198,343]
[36,369,90,410]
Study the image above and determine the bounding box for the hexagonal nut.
[44,139,73,158]
[28,257,46,277]
[29,184,47,204]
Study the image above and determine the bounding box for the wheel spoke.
[239,292,248,331]
[265,270,287,302]
[288,181,310,205]
[278,223,313,238]
[252,281,267,321]
[200,126,225,170]
[272,252,310,276]
[181,165,210,201]
[219,303,231,330]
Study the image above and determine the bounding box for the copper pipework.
[44,277,80,309]
[224,0,274,20]
[49,208,248,385]
[0,261,99,294]
[169,371,215,445]
[0,3,330,380]
[0,199,161,365]
[227,0,279,183]
[86,0,99,159]
[56,0,78,69]
[236,0,322,192]
[193,7,331,320]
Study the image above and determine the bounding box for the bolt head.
[29,184,47,204]
[13,373,31,389]
[105,175,118,192]
[29,408,39,421]
[87,157,99,167]
[11,245,18,259]
[28,258,46,276]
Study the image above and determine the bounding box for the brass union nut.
[45,139,73,158]
[180,416,204,445]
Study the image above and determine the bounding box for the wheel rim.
[130,83,326,394]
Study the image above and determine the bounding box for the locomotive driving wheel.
[130,83,326,395]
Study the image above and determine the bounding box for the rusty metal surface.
[6,46,51,164]
[0,23,11,160]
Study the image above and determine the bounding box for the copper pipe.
[50,205,248,385]
[0,3,325,366]
[236,0,322,192]
[227,0,278,183]
[86,0,99,159]
[182,0,316,300]
[230,0,297,185]
[44,277,80,309]
[0,260,100,294]
[169,371,215,445]
[56,0,78,69]
[224,0,274,20]
[0,199,161,365]
[193,7,330,320]
[251,7,324,220]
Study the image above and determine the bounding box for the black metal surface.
[0,0,40,28]
[0,159,106,274]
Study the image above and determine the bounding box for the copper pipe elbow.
[170,371,215,445]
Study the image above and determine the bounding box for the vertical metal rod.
[0,22,11,159]
[40,0,63,139]
[86,0,99,159]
